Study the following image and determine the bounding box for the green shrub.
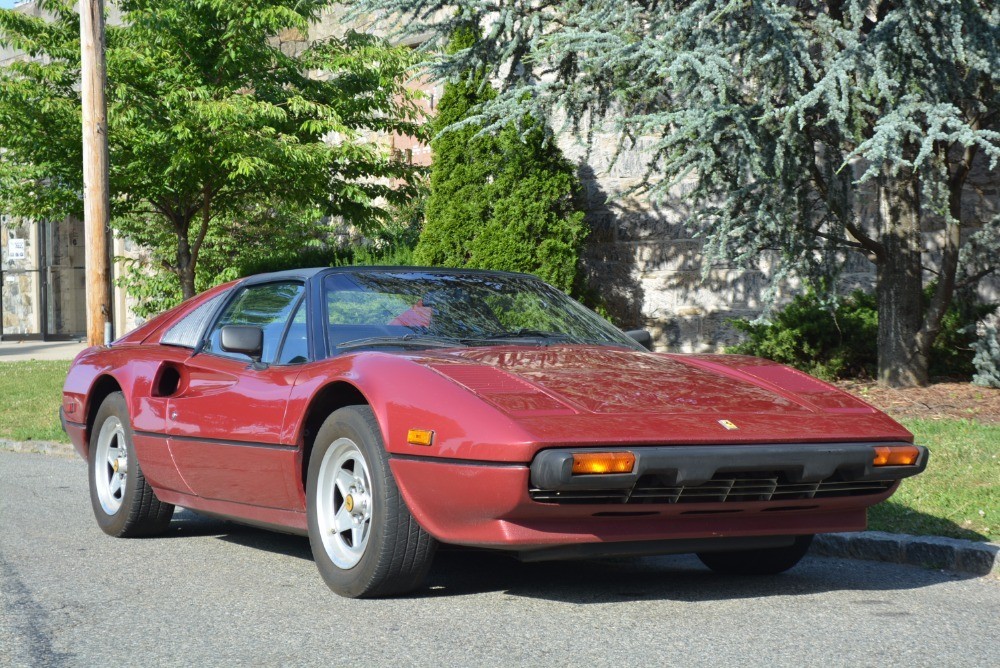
[232,245,348,278]
[339,218,421,268]
[414,29,587,294]
[727,288,995,381]
[215,192,425,282]
[727,290,878,380]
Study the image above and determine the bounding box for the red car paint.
[63,269,919,550]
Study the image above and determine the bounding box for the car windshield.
[323,270,641,354]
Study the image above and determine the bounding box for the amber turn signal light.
[407,429,434,446]
[872,445,920,466]
[571,451,636,475]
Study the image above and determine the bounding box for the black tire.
[88,392,174,537]
[697,535,814,575]
[306,406,437,598]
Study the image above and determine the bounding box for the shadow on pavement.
[163,509,313,561]
[417,548,975,604]
[165,509,977,603]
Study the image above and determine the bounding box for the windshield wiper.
[336,334,465,351]
[462,329,577,344]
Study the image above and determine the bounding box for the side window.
[161,292,227,348]
[203,282,304,363]
[275,299,309,365]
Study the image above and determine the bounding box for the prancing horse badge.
[718,419,739,431]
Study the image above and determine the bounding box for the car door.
[166,280,308,509]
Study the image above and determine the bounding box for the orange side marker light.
[407,429,434,446]
[571,452,636,475]
[872,445,920,466]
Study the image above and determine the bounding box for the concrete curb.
[2,441,997,576]
[812,531,999,576]
[0,439,76,458]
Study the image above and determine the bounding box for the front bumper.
[530,442,928,500]
[389,441,925,550]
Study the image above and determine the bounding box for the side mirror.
[220,325,264,362]
[625,329,654,351]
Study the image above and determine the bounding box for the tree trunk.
[176,231,196,301]
[876,169,927,387]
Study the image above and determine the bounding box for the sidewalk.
[0,339,89,361]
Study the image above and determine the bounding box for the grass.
[0,361,70,443]
[0,360,996,541]
[868,418,998,541]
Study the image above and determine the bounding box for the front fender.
[284,352,537,462]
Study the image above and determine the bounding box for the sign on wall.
[8,238,26,260]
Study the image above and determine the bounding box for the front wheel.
[306,406,437,598]
[697,535,814,575]
[88,392,174,537]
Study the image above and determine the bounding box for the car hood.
[418,345,870,416]
[381,345,912,450]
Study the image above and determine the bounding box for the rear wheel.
[88,392,174,537]
[697,535,813,575]
[307,406,437,598]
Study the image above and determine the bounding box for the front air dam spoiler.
[517,535,796,562]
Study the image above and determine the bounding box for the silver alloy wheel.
[94,416,128,515]
[316,437,373,569]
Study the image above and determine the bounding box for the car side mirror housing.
[220,325,264,362]
[625,329,654,351]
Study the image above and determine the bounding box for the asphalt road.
[2,452,998,668]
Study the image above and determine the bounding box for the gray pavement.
[1,451,998,667]
[0,340,88,362]
[5,437,998,575]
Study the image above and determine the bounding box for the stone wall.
[112,236,153,336]
[559,128,1000,351]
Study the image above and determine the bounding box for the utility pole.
[80,0,112,346]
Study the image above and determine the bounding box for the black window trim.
[272,292,310,367]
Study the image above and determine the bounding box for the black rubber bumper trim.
[529,442,928,491]
[59,407,67,436]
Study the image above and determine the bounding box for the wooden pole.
[80,0,112,346]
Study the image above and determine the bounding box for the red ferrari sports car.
[62,267,927,597]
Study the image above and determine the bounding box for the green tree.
[0,0,425,306]
[414,28,586,293]
[354,0,1000,387]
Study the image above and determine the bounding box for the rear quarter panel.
[62,345,193,459]
[61,282,235,459]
